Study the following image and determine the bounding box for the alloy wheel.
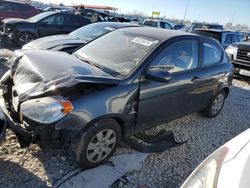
[19,34,34,45]
[211,93,224,115]
[86,129,116,163]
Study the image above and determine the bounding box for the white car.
[142,19,175,30]
[181,129,250,188]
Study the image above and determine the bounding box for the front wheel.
[71,119,121,169]
[18,32,35,46]
[200,90,226,118]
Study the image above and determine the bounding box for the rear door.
[192,39,226,111]
[63,14,84,33]
[136,38,203,130]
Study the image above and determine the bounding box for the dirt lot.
[0,46,250,188]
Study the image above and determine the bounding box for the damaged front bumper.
[0,108,7,144]
[0,101,33,147]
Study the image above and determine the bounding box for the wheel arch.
[220,86,230,97]
[84,114,129,138]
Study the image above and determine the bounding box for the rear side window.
[12,3,34,11]
[203,43,222,66]
[0,1,11,11]
[143,20,158,27]
[64,15,80,25]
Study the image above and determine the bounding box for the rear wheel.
[71,119,121,169]
[18,32,35,46]
[200,90,226,118]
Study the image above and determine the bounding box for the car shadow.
[0,160,49,188]
[31,148,79,187]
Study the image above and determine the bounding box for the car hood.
[23,35,87,50]
[10,50,119,101]
[2,18,29,24]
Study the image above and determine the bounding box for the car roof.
[118,27,195,42]
[2,0,27,4]
[92,22,140,29]
[194,28,240,34]
[192,22,222,26]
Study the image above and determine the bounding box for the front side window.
[74,31,159,77]
[232,34,241,43]
[151,40,199,73]
[224,34,232,44]
[163,22,172,29]
[203,43,222,66]
[28,12,55,22]
[41,15,65,25]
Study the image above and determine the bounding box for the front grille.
[237,48,250,62]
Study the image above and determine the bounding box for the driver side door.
[136,39,202,131]
[38,14,67,37]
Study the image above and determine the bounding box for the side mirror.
[145,67,171,83]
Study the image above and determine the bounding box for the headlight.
[20,97,73,124]
[181,147,229,188]
[225,45,238,59]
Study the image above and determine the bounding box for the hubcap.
[86,129,116,163]
[20,34,34,45]
[211,93,224,115]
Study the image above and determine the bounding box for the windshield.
[69,23,115,41]
[74,30,159,78]
[28,12,55,23]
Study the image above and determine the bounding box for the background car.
[0,0,39,24]
[0,27,233,169]
[43,6,75,13]
[187,22,224,32]
[22,22,139,53]
[75,8,118,22]
[192,29,242,49]
[181,129,250,188]
[226,42,250,76]
[142,19,175,30]
[1,11,91,46]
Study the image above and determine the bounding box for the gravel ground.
[0,46,249,188]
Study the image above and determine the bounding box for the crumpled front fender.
[0,108,7,144]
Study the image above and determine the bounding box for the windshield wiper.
[74,53,102,69]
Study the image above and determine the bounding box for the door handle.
[191,76,201,82]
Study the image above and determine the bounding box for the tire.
[71,119,121,169]
[18,32,36,46]
[200,90,226,118]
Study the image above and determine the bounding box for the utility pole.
[183,0,190,21]
[231,12,236,25]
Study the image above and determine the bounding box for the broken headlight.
[20,97,73,124]
[181,147,229,188]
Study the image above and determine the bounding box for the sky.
[36,0,250,26]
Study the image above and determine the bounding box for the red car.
[0,0,39,23]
